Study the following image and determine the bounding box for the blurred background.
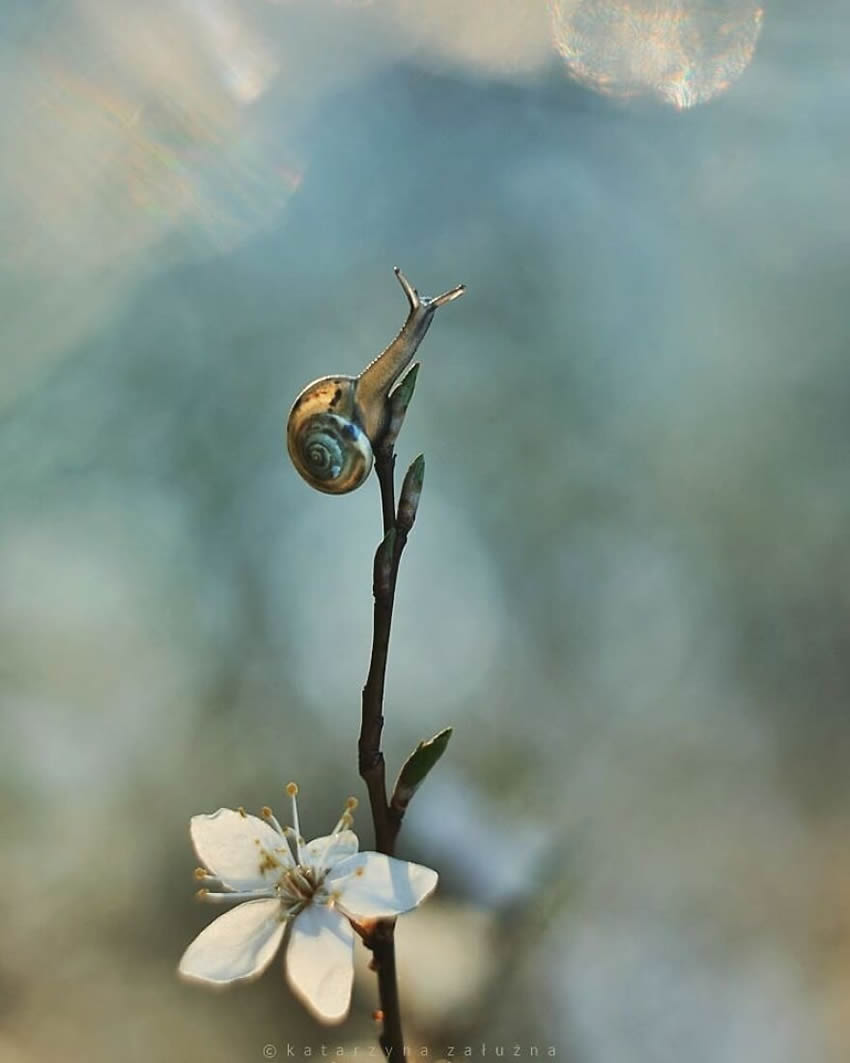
[2,1,850,1060]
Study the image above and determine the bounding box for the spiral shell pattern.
[287,410,373,494]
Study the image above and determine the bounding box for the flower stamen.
[286,782,306,864]
[313,798,358,873]
[261,805,285,835]
[198,886,276,903]
[277,863,323,912]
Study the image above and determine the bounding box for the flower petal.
[190,808,293,891]
[285,904,354,1024]
[178,899,285,985]
[305,830,359,872]
[327,853,438,919]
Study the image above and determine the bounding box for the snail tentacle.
[429,283,466,307]
[394,266,420,311]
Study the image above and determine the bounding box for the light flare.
[550,0,764,108]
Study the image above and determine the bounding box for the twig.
[357,440,416,1057]
[375,447,397,539]
[354,267,461,1056]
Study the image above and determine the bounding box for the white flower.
[178,783,438,1023]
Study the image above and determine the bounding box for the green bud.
[392,726,452,809]
[383,364,420,449]
[397,454,425,531]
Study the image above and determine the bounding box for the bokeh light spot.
[550,0,764,108]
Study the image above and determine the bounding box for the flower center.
[277,864,325,911]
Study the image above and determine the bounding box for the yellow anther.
[196,888,209,899]
[258,849,281,873]
[237,806,247,817]
[286,782,299,796]
[346,796,359,811]
[193,867,208,880]
[261,806,274,818]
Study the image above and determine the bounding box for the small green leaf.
[392,726,452,808]
[383,364,420,448]
[391,363,420,413]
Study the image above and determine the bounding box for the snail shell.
[287,267,465,494]
[286,376,372,494]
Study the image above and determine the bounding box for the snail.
[287,267,465,494]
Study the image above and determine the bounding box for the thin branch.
[369,918,404,1057]
[376,447,397,538]
[357,441,416,1057]
[355,267,460,1056]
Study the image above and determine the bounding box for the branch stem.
[357,442,415,1056]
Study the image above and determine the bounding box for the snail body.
[287,267,465,494]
